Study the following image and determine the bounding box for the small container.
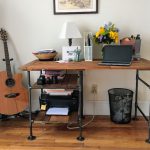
[32,49,57,61]
[52,75,58,84]
[84,32,93,61]
[133,39,141,60]
[84,46,93,61]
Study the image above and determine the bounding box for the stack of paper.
[46,107,69,116]
[45,89,73,96]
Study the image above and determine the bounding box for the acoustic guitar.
[0,28,28,115]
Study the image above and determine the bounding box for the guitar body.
[0,28,28,115]
[0,71,28,115]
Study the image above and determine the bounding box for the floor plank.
[0,115,150,150]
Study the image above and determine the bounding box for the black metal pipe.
[134,70,139,120]
[27,71,36,140]
[137,105,148,122]
[146,104,150,143]
[40,70,44,93]
[80,71,84,119]
[135,71,150,143]
[138,76,150,89]
[77,71,84,141]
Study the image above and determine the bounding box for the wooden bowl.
[33,50,57,60]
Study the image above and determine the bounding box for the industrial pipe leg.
[77,71,84,141]
[27,71,36,140]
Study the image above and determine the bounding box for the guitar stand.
[0,115,8,120]
[16,111,29,119]
[0,112,29,121]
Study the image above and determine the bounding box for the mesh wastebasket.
[108,88,133,124]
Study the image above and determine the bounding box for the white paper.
[48,92,72,96]
[45,89,73,96]
[46,107,69,115]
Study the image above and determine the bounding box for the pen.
[88,34,91,46]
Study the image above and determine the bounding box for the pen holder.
[133,39,141,60]
[84,46,93,61]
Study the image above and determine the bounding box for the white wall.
[0,0,150,115]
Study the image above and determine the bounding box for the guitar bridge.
[5,93,20,98]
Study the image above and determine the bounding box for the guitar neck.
[4,41,13,79]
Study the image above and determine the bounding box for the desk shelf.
[34,111,69,124]
[29,73,79,134]
[32,74,78,89]
[34,111,78,124]
[22,63,85,141]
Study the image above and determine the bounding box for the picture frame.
[53,0,98,15]
[62,46,81,61]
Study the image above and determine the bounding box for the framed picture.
[62,46,81,61]
[53,0,98,15]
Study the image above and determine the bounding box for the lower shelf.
[34,111,77,124]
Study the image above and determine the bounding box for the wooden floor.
[0,115,150,150]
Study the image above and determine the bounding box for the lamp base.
[69,39,72,46]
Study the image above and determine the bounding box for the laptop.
[99,45,133,66]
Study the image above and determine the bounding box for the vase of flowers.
[93,22,119,58]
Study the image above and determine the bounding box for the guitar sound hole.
[6,78,15,87]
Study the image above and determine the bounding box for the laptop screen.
[102,45,133,63]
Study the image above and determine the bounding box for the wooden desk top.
[20,58,150,71]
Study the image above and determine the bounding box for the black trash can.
[108,88,133,124]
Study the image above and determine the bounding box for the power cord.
[67,91,96,130]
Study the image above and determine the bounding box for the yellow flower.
[109,31,119,43]
[99,27,105,34]
[96,31,100,38]
[94,22,119,44]
[95,27,105,38]
[115,37,119,43]
[109,31,115,39]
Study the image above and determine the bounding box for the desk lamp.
[59,22,82,46]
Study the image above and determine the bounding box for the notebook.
[98,45,133,66]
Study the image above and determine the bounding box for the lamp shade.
[59,22,82,39]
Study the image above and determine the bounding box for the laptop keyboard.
[98,62,131,66]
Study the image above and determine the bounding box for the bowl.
[33,49,57,60]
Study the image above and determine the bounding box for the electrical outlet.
[91,84,98,94]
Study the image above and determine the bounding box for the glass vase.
[101,44,108,58]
